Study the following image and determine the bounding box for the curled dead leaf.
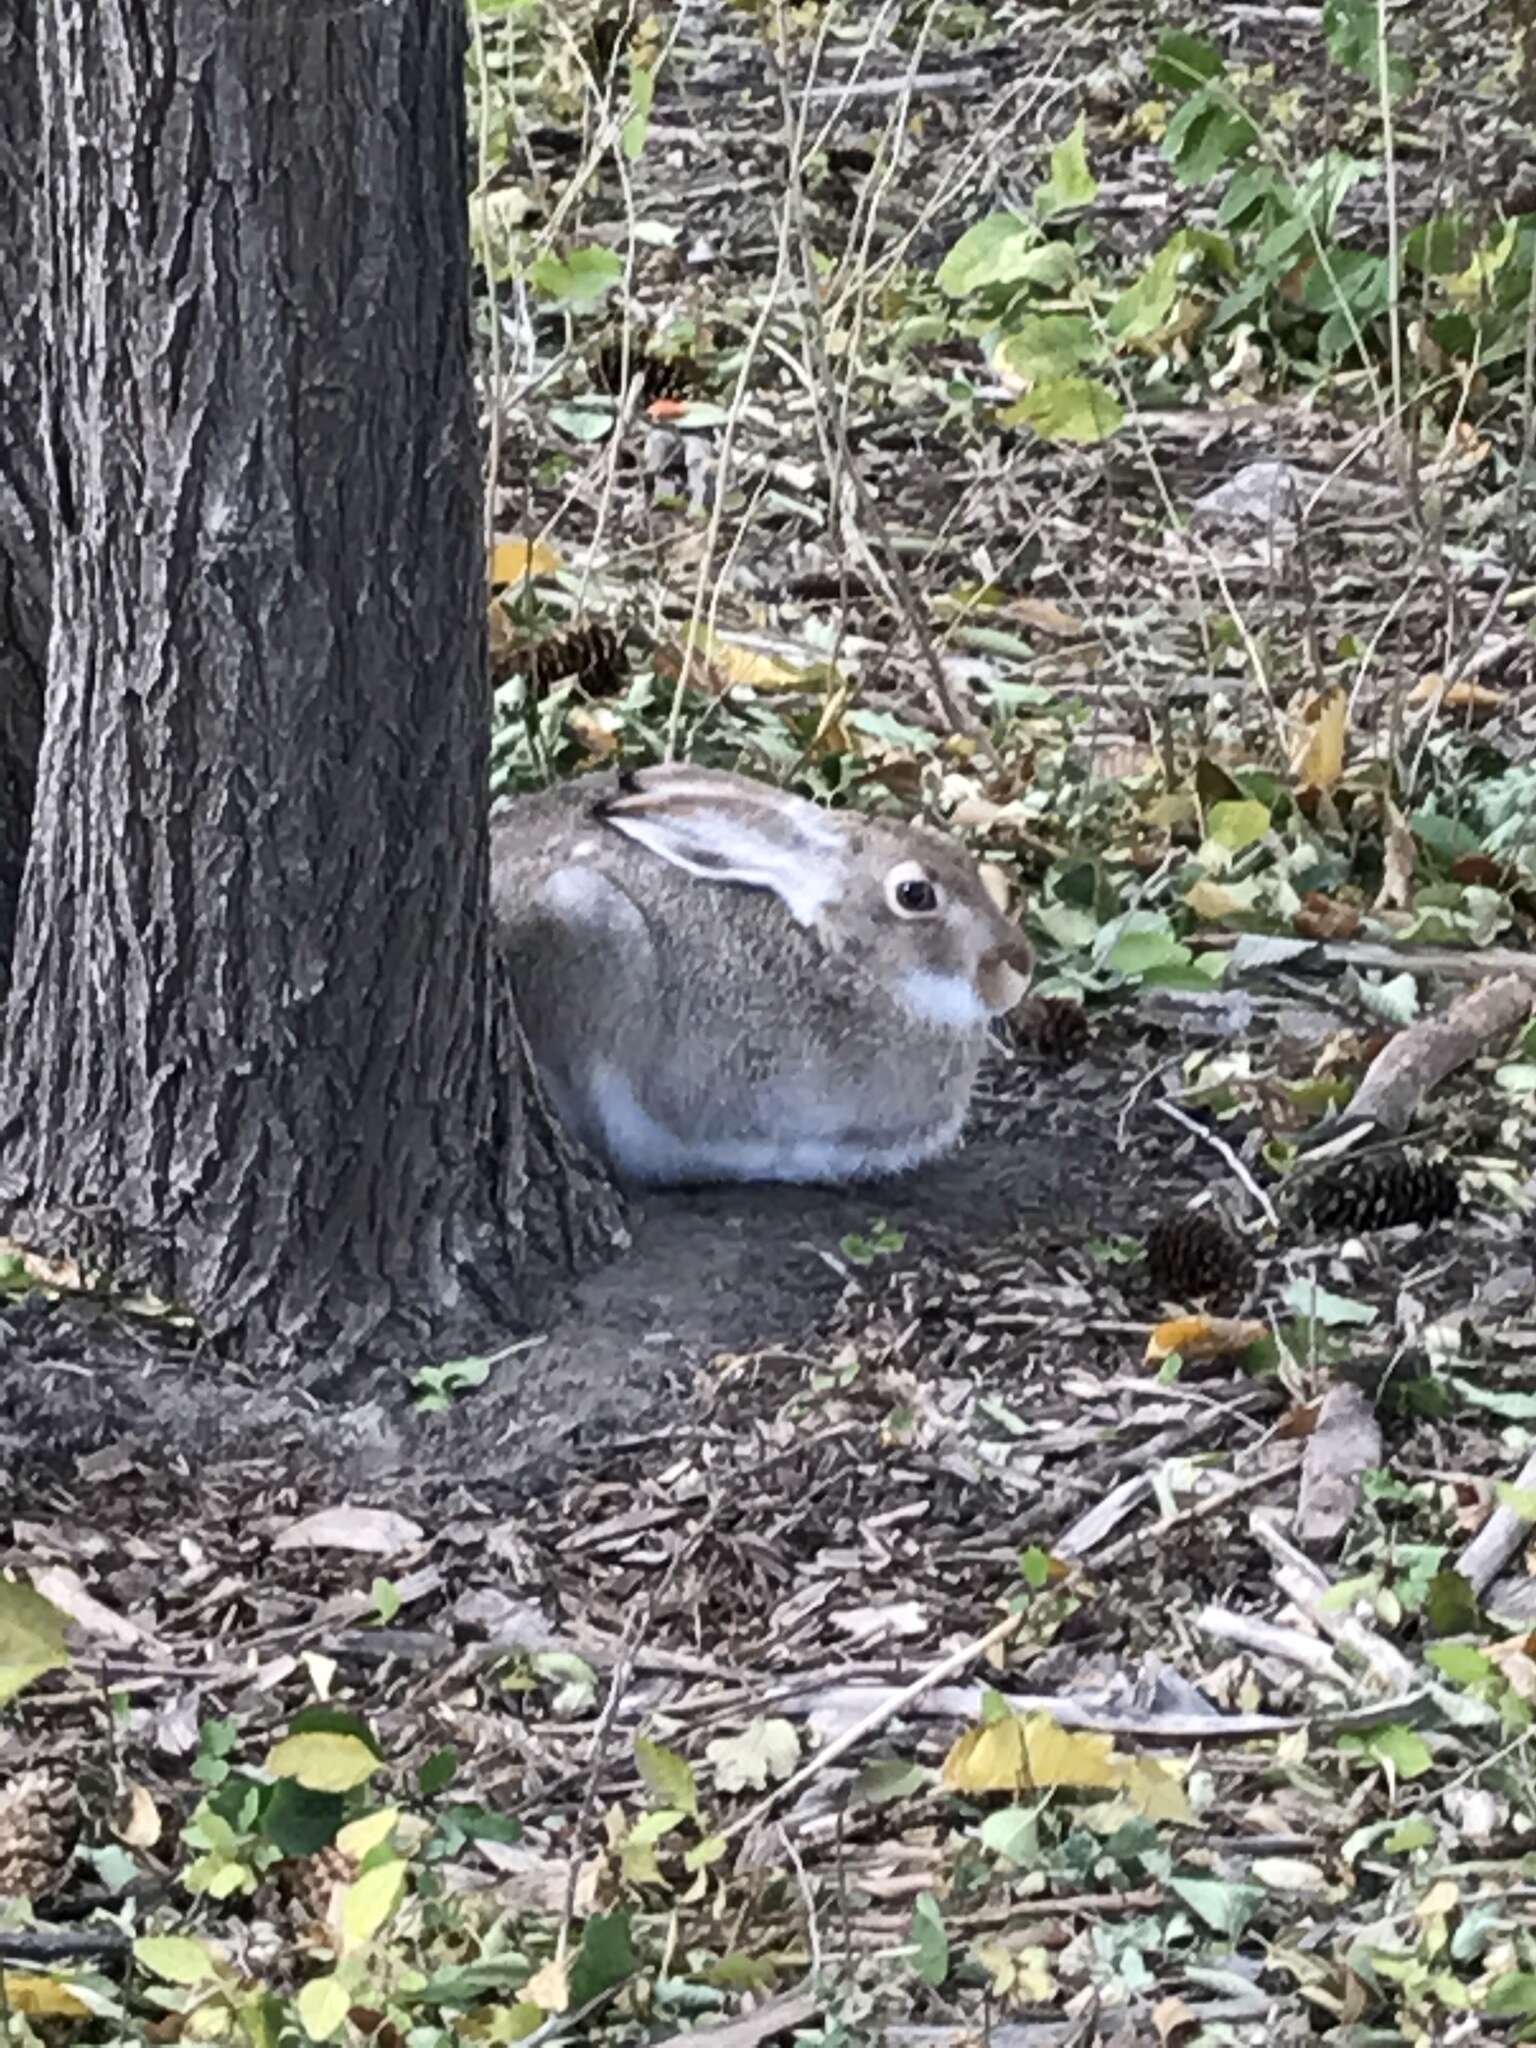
[1146,1314,1266,1364]
[1289,687,1348,793]
[1408,673,1508,718]
[1292,891,1361,942]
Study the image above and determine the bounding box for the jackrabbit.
[490,763,1033,1185]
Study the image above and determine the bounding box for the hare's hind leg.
[500,863,670,1174]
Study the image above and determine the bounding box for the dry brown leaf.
[524,1958,571,2014]
[1146,1314,1267,1363]
[1292,891,1361,942]
[1449,852,1509,889]
[1485,1635,1536,1701]
[564,706,623,759]
[1408,672,1508,714]
[1375,796,1417,914]
[117,1782,163,1849]
[1154,1993,1200,2046]
[1275,1400,1322,1441]
[490,536,562,586]
[1290,687,1348,792]
[1003,595,1087,638]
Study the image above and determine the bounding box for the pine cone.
[256,1844,354,1940]
[1010,996,1089,1063]
[1144,1211,1255,1308]
[1296,1155,1461,1236]
[0,1765,76,1900]
[516,620,623,698]
[592,342,698,407]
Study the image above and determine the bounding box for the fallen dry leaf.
[1408,672,1508,716]
[1290,686,1349,792]
[489,536,562,586]
[1292,890,1361,942]
[1146,1314,1267,1363]
[1375,797,1416,914]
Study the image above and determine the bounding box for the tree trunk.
[0,0,621,1365]
[0,0,49,1006]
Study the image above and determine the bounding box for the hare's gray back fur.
[490,769,1028,1185]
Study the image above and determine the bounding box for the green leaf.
[1487,1972,1536,2019]
[1206,799,1271,851]
[622,60,655,160]
[418,1747,458,1798]
[134,1936,224,1985]
[993,314,1098,382]
[999,376,1124,445]
[909,1892,950,1986]
[1098,916,1193,977]
[1163,94,1258,185]
[1167,1875,1263,1937]
[1422,1570,1480,1637]
[978,1806,1038,1864]
[266,1731,380,1793]
[935,213,1038,295]
[261,1780,346,1857]
[1322,0,1414,96]
[567,1912,635,2007]
[1426,1641,1493,1686]
[296,1974,350,2042]
[0,1576,71,1705]
[1034,116,1097,220]
[342,1859,407,1945]
[635,1736,699,1817]
[1281,1278,1378,1327]
[1447,1375,1536,1421]
[1361,1723,1435,1779]
[529,245,624,311]
[854,1758,931,1805]
[1149,29,1227,89]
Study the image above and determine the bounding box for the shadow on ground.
[0,1045,1117,1504]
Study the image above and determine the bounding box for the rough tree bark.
[0,1,49,1006]
[0,0,622,1365]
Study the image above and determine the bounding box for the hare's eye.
[888,865,940,917]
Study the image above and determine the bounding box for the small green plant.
[840,1218,906,1265]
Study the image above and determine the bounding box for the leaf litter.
[7,0,1536,2039]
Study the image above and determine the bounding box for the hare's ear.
[597,775,847,926]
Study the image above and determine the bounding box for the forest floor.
[6,2,1536,2043]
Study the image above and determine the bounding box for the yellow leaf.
[941,1718,1030,1793]
[0,1575,72,1705]
[296,1973,351,2041]
[2,1974,94,2017]
[341,1858,407,1946]
[943,1714,1120,1793]
[1184,878,1246,920]
[1146,1314,1266,1362]
[265,1731,380,1792]
[135,1935,225,1985]
[682,623,822,693]
[1021,1715,1118,1789]
[490,536,562,587]
[1111,1755,1193,1822]
[1290,686,1348,791]
[524,1957,571,2014]
[337,1807,398,1860]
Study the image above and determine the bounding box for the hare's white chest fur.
[491,765,1032,1187]
[579,1060,969,1184]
